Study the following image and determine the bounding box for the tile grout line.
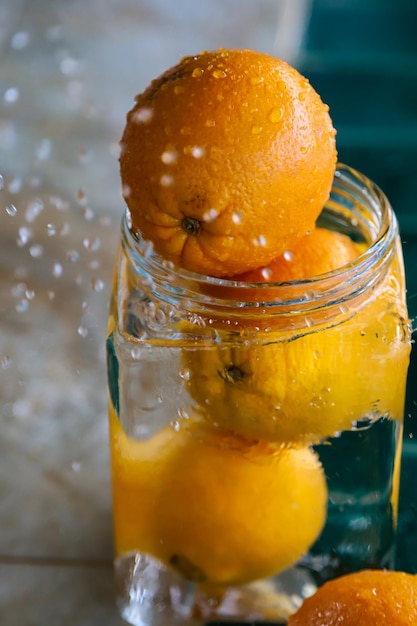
[0,554,113,568]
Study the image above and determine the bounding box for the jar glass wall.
[106,164,411,625]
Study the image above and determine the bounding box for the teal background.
[297,0,417,574]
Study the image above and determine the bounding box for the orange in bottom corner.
[287,569,417,625]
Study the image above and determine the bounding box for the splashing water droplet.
[283,250,294,262]
[11,31,30,49]
[253,235,267,247]
[231,211,243,225]
[133,107,153,123]
[50,195,68,211]
[52,262,63,277]
[8,177,22,193]
[178,368,191,381]
[47,223,56,236]
[5,203,17,216]
[0,174,4,190]
[4,87,19,104]
[203,208,218,222]
[161,149,177,165]
[170,420,180,432]
[261,267,273,280]
[160,174,174,187]
[77,325,88,338]
[82,206,94,220]
[35,138,52,161]
[1,355,13,369]
[16,299,29,313]
[91,278,104,292]
[191,146,205,158]
[29,244,43,258]
[71,461,81,472]
[76,187,87,205]
[66,250,80,263]
[25,198,44,222]
[83,237,100,252]
[25,289,35,300]
[177,408,190,420]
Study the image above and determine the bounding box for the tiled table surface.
[0,2,416,625]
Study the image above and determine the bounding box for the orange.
[119,48,337,277]
[109,403,328,586]
[287,569,417,625]
[233,226,362,283]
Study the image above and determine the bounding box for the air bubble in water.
[47,223,56,236]
[77,325,88,338]
[71,461,81,472]
[25,289,35,300]
[283,250,294,262]
[170,420,180,432]
[0,174,4,190]
[130,346,142,360]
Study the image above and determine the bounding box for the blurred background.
[0,1,416,623]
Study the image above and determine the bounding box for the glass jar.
[106,164,411,625]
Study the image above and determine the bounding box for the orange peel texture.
[120,48,337,277]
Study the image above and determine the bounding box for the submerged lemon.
[182,256,410,444]
[109,405,328,586]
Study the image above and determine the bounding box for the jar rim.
[120,163,398,326]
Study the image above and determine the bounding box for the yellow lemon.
[182,257,410,444]
[109,405,328,586]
